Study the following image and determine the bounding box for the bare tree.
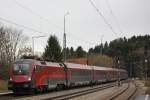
[0,24,29,64]
[17,46,32,58]
[0,24,29,79]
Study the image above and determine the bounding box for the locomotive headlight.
[9,78,12,81]
[28,77,31,81]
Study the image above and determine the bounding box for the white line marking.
[145,95,149,100]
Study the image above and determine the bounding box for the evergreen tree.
[70,47,74,58]
[93,45,101,54]
[75,46,86,58]
[43,35,62,62]
[104,42,108,49]
[88,48,94,54]
[66,47,70,59]
[103,41,109,55]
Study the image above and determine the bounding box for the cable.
[12,0,98,45]
[0,17,44,34]
[89,0,117,35]
[105,0,123,34]
[13,0,63,30]
[0,17,81,47]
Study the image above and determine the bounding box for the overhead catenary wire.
[0,17,44,34]
[105,0,123,34]
[89,0,118,36]
[0,17,81,47]
[13,0,97,45]
[13,0,63,30]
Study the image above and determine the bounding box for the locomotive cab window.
[13,63,30,75]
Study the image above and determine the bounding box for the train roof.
[15,59,62,68]
[14,59,126,72]
[42,62,62,67]
[92,66,111,71]
[65,63,125,72]
[14,59,35,64]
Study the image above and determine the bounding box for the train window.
[13,64,29,75]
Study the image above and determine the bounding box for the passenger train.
[8,59,128,93]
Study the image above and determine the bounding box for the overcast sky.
[0,0,150,52]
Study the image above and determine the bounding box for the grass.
[0,80,8,91]
[145,79,150,86]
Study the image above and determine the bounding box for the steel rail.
[109,83,130,100]
[44,82,127,100]
[126,83,137,100]
[0,80,128,100]
[109,81,137,100]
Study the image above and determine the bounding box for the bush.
[0,80,7,91]
[88,54,113,67]
[0,64,9,80]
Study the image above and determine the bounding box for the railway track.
[57,80,136,100]
[44,84,115,100]
[105,81,137,100]
[44,81,128,100]
[0,80,128,100]
[0,82,122,100]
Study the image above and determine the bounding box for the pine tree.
[43,35,62,62]
[70,47,74,58]
[75,46,86,58]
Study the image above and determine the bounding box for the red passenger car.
[65,63,93,86]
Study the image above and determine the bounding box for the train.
[8,59,128,94]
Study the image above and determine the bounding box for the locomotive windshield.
[13,63,30,75]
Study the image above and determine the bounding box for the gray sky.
[0,0,150,52]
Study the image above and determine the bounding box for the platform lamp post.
[63,12,70,62]
[32,35,46,56]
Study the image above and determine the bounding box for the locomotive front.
[8,59,35,93]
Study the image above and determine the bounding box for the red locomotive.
[8,59,128,94]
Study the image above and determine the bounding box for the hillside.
[89,35,150,78]
[67,55,113,67]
